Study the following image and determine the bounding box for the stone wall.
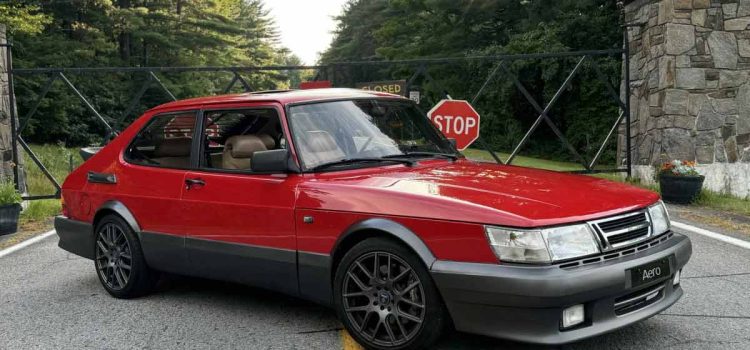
[0,24,26,191]
[621,0,750,197]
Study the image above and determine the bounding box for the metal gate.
[4,44,631,201]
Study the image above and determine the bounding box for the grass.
[462,148,588,171]
[19,144,82,225]
[694,191,750,217]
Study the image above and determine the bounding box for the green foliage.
[9,0,305,146]
[0,1,51,35]
[20,144,83,222]
[0,181,22,205]
[694,190,750,217]
[321,0,623,165]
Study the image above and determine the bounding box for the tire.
[334,237,448,350]
[94,214,158,299]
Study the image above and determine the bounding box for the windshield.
[288,99,457,170]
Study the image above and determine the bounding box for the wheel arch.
[93,200,142,234]
[330,218,437,278]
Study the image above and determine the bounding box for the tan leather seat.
[258,134,276,150]
[222,135,267,170]
[153,138,192,168]
[298,130,346,168]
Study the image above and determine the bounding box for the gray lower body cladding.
[55,216,95,260]
[54,215,326,302]
[55,215,693,345]
[430,232,692,345]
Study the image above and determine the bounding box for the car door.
[179,105,300,296]
[117,110,198,274]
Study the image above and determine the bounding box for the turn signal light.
[61,193,68,217]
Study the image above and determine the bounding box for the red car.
[56,89,691,349]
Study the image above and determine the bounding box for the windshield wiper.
[383,152,459,161]
[311,158,415,171]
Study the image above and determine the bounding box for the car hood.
[296,160,660,227]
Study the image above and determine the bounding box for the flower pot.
[659,174,705,204]
[0,203,21,236]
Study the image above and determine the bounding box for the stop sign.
[426,100,481,151]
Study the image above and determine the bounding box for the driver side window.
[200,108,282,171]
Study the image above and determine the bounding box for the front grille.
[608,225,650,245]
[597,212,647,231]
[592,211,651,250]
[614,282,665,316]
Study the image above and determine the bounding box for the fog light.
[562,304,585,329]
[673,269,681,286]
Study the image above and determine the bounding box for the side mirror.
[251,149,298,173]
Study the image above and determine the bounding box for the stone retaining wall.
[0,24,25,189]
[622,0,750,197]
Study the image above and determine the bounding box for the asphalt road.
[1,226,749,350]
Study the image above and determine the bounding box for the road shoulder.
[0,218,54,251]
[667,203,750,243]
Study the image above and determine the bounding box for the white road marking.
[672,221,750,250]
[0,230,57,258]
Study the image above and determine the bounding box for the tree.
[8,0,294,146]
[321,0,623,165]
[0,1,51,35]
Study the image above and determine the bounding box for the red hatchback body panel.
[62,89,659,265]
[55,89,691,346]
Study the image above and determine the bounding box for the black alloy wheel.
[95,222,132,291]
[94,215,158,298]
[335,238,447,350]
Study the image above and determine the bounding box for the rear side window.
[125,112,196,168]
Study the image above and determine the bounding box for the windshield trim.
[284,97,456,173]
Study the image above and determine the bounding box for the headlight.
[485,224,600,264]
[648,201,670,235]
[543,224,601,261]
[484,228,550,263]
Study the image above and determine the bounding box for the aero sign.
[427,100,480,151]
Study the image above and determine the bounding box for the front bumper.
[55,216,95,260]
[430,232,692,345]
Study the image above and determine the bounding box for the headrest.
[303,131,339,153]
[258,134,275,149]
[225,135,267,158]
[154,138,192,157]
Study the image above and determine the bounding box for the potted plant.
[658,160,704,204]
[0,181,22,236]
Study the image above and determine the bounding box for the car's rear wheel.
[334,237,447,350]
[94,215,157,298]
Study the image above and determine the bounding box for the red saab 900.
[56,88,691,349]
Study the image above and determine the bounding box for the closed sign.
[356,80,407,96]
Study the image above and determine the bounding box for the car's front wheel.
[94,214,157,298]
[334,237,448,350]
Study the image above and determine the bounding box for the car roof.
[148,88,406,112]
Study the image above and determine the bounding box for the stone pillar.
[0,24,26,191]
[621,0,750,197]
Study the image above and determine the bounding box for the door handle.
[185,178,206,190]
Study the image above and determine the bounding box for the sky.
[265,0,350,65]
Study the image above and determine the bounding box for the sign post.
[427,100,481,151]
